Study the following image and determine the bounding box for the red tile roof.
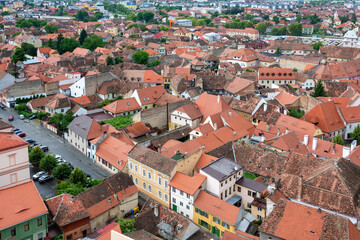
[258,67,296,80]
[339,105,360,123]
[0,132,28,152]
[169,172,206,195]
[135,85,167,105]
[125,122,150,138]
[194,190,240,225]
[103,98,141,115]
[0,181,48,230]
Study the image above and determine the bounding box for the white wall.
[69,78,85,97]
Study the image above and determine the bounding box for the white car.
[19,115,25,120]
[53,154,62,160]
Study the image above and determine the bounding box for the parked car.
[19,115,25,120]
[53,154,62,160]
[30,143,40,149]
[14,129,21,134]
[13,128,19,132]
[16,132,26,137]
[33,171,47,180]
[40,146,49,152]
[8,116,14,121]
[57,159,67,165]
[38,174,53,183]
[26,139,36,144]
[0,104,5,109]
[65,162,74,169]
[29,115,37,120]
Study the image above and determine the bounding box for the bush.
[53,163,73,180]
[101,114,134,129]
[244,171,259,180]
[56,181,85,196]
[117,219,136,233]
[289,109,305,119]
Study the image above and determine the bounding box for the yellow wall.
[128,157,171,207]
[142,103,155,110]
[193,207,236,238]
[174,149,203,177]
[251,205,266,220]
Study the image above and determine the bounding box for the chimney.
[312,137,317,151]
[296,145,299,151]
[214,123,217,130]
[351,140,357,152]
[277,128,280,136]
[303,135,308,145]
[264,103,267,112]
[154,204,159,217]
[229,111,232,117]
[266,123,270,131]
[332,143,336,154]
[343,146,350,158]
[217,95,220,103]
[233,131,236,136]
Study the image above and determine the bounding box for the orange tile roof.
[103,98,141,115]
[275,91,299,106]
[195,93,231,122]
[144,70,163,84]
[70,95,93,105]
[96,135,134,171]
[135,85,167,105]
[143,48,161,56]
[259,67,296,80]
[0,132,28,152]
[125,122,150,138]
[0,181,48,229]
[224,231,259,240]
[169,172,206,195]
[96,222,122,240]
[195,153,217,170]
[194,190,240,225]
[301,101,345,133]
[317,97,350,108]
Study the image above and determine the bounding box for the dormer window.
[289,73,293,76]
[284,73,287,76]
[271,73,275,76]
[261,73,265,76]
[278,73,282,76]
[266,73,270,76]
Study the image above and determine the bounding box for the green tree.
[79,29,87,45]
[45,25,58,34]
[59,38,80,54]
[75,10,89,21]
[69,167,87,185]
[117,219,136,233]
[94,11,103,20]
[311,80,327,97]
[21,43,37,56]
[143,11,154,23]
[279,26,287,35]
[351,125,360,144]
[1,11,10,16]
[48,111,74,131]
[148,60,160,67]
[288,23,302,36]
[11,47,26,63]
[56,33,64,51]
[272,16,279,24]
[263,15,269,21]
[333,134,345,145]
[271,27,279,35]
[289,109,305,119]
[106,56,114,65]
[29,147,45,165]
[115,57,123,64]
[53,163,73,180]
[40,154,58,172]
[312,41,323,50]
[56,181,85,196]
[46,38,56,49]
[132,50,149,65]
[296,15,301,22]
[82,35,105,51]
[256,22,268,34]
[275,47,282,54]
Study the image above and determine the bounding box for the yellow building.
[105,26,119,36]
[251,199,266,220]
[128,144,178,207]
[193,190,246,238]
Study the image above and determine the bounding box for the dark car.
[8,116,14,121]
[65,162,74,169]
[38,174,53,183]
[26,139,36,144]
[32,171,47,180]
[40,146,49,152]
[16,132,26,137]
[13,128,19,132]
[29,115,37,120]
[14,129,21,134]
[0,104,5,109]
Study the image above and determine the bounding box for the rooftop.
[200,156,243,182]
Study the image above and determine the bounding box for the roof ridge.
[53,194,65,222]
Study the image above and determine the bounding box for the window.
[158,175,162,185]
[158,191,162,199]
[173,198,176,203]
[37,217,43,226]
[213,217,220,224]
[142,169,146,177]
[9,154,15,166]
[165,194,168,202]
[24,222,29,231]
[143,182,146,190]
[257,215,263,220]
[186,193,190,198]
[165,180,168,188]
[135,178,138,185]
[10,173,17,183]
[172,187,176,193]
[238,186,241,192]
[252,192,256,197]
[225,190,227,198]
[222,222,230,229]
[248,190,252,196]
[247,203,251,209]
[148,171,152,179]
[11,228,16,236]
[134,164,138,173]
[180,201,183,206]
[186,205,190,210]
[180,190,184,196]
[258,207,262,212]
[148,185,152,193]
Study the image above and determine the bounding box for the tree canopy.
[53,163,73,180]
[11,47,26,63]
[21,43,37,56]
[82,35,105,51]
[40,154,58,172]
[69,167,87,185]
[351,125,360,144]
[59,38,80,53]
[45,25,58,34]
[132,50,149,65]
[29,147,45,165]
[333,134,344,145]
[311,80,327,97]
[288,23,302,36]
[79,29,87,45]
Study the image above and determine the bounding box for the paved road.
[1,108,111,181]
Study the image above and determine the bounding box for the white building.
[339,105,360,140]
[170,103,203,130]
[200,157,243,201]
[169,172,207,219]
[342,29,360,48]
